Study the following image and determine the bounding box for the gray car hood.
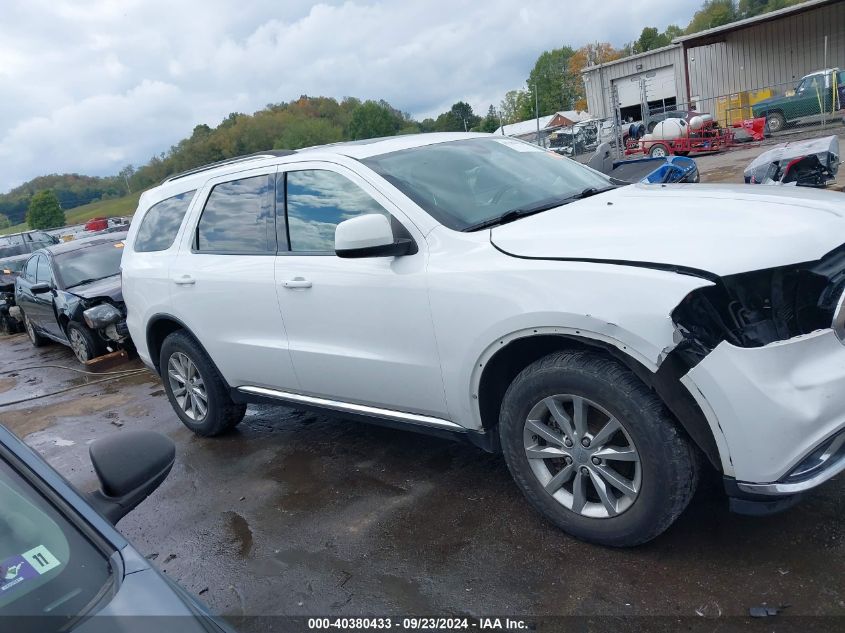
[490,183,845,277]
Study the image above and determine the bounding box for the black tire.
[765,112,786,134]
[499,350,698,547]
[22,311,46,347]
[66,321,105,363]
[160,330,246,436]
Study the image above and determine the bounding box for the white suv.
[122,133,845,546]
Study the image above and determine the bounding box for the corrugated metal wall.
[582,0,844,119]
[582,46,686,118]
[687,0,845,114]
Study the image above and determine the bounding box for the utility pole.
[534,82,541,146]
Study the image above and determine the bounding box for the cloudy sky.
[0,0,698,192]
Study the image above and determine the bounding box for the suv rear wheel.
[160,331,246,436]
[499,350,698,547]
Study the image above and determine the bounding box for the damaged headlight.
[672,250,845,359]
[83,303,123,329]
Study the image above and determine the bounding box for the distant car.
[0,424,235,632]
[15,233,131,363]
[83,217,108,232]
[0,254,28,335]
[751,68,845,133]
[0,230,59,259]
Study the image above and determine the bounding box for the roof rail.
[160,149,296,185]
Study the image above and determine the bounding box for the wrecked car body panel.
[686,330,845,485]
[744,135,840,187]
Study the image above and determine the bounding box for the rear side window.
[196,175,275,254]
[134,190,195,252]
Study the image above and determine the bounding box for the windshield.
[54,241,124,289]
[362,137,612,231]
[0,454,112,623]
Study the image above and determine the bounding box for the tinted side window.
[24,257,38,281]
[286,170,389,253]
[134,190,195,252]
[197,176,275,254]
[36,256,53,285]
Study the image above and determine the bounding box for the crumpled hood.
[490,183,845,277]
[68,274,123,302]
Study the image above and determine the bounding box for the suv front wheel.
[160,331,246,436]
[499,350,698,547]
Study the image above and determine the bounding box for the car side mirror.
[30,282,51,294]
[86,430,175,524]
[335,214,414,259]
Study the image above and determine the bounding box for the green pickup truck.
[751,68,844,133]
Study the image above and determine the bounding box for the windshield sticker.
[22,545,61,575]
[492,138,545,152]
[0,555,40,596]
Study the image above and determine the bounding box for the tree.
[568,42,624,110]
[526,46,576,115]
[480,105,500,133]
[499,89,533,124]
[686,0,737,34]
[274,118,343,150]
[0,213,10,230]
[118,165,135,194]
[347,101,404,140]
[430,102,481,132]
[26,190,65,230]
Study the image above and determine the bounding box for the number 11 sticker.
[22,546,60,575]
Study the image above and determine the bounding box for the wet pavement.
[1,326,844,629]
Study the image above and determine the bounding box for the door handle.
[174,275,195,286]
[283,277,312,289]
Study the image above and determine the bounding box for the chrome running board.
[237,386,466,432]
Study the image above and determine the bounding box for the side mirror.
[30,282,51,294]
[335,214,414,259]
[86,430,175,524]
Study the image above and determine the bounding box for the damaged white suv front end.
[490,181,845,512]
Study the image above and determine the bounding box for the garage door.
[613,65,676,108]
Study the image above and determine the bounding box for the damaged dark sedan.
[15,233,131,363]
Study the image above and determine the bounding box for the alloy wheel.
[167,352,208,421]
[69,329,89,362]
[523,394,641,519]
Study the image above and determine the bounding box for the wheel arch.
[473,330,722,471]
[146,313,217,377]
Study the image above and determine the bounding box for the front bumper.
[684,328,845,494]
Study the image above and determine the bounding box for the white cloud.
[0,0,696,191]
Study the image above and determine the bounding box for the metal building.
[582,0,845,123]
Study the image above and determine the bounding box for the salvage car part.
[744,135,840,187]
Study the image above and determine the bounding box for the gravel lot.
[2,145,844,630]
